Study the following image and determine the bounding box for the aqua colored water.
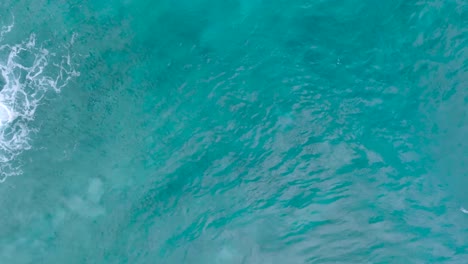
[0,0,467,263]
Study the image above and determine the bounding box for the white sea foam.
[0,19,79,182]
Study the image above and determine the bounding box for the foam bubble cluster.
[0,19,79,182]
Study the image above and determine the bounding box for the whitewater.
[0,19,79,181]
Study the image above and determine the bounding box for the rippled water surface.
[0,0,467,263]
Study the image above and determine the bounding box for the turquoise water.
[0,0,467,263]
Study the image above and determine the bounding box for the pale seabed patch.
[0,19,79,181]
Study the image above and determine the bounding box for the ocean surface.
[0,0,467,263]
